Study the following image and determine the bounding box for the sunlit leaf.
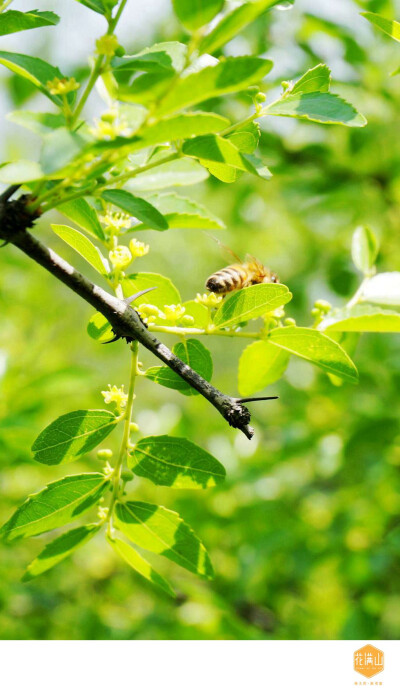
[132,192,225,230]
[0,474,108,541]
[121,272,181,308]
[0,10,59,36]
[213,284,292,328]
[58,198,105,241]
[112,41,187,74]
[156,56,273,117]
[351,225,378,274]
[32,410,118,465]
[74,0,111,14]
[262,91,366,127]
[0,159,44,183]
[40,128,86,175]
[108,536,175,596]
[361,11,400,43]
[238,341,289,395]
[268,326,359,383]
[145,339,212,395]
[22,524,101,581]
[290,64,331,94]
[129,158,208,191]
[114,501,214,578]
[51,224,109,276]
[0,51,74,106]
[7,109,66,134]
[361,272,400,306]
[173,0,224,31]
[87,312,115,342]
[129,435,225,489]
[318,305,400,333]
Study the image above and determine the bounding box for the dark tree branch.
[0,199,255,438]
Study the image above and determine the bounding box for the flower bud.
[129,238,150,259]
[97,448,113,460]
[96,34,119,57]
[109,245,132,270]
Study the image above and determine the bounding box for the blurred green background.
[2,0,400,640]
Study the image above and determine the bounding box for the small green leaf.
[0,10,59,36]
[361,272,400,307]
[238,341,289,396]
[290,64,331,94]
[87,312,114,342]
[0,159,44,183]
[0,474,108,541]
[0,51,74,106]
[102,189,168,231]
[262,91,366,127]
[108,536,175,597]
[199,0,290,55]
[75,0,110,14]
[173,0,224,31]
[121,272,181,309]
[182,134,266,178]
[58,198,105,241]
[129,435,225,489]
[51,224,109,276]
[145,339,212,395]
[268,326,359,383]
[133,192,225,230]
[182,300,209,329]
[351,225,378,274]
[318,305,400,333]
[32,410,118,465]
[7,109,66,134]
[40,128,86,175]
[112,42,187,74]
[213,284,292,328]
[156,56,273,117]
[361,11,400,43]
[228,131,258,154]
[129,158,208,191]
[114,501,214,579]
[22,524,101,581]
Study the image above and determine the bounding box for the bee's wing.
[205,233,243,264]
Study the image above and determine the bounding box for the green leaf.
[129,158,208,191]
[0,10,59,36]
[75,0,109,14]
[129,435,225,489]
[121,272,181,309]
[22,524,101,581]
[262,91,367,127]
[32,410,118,465]
[318,305,400,333]
[0,474,108,541]
[0,159,44,183]
[58,198,105,241]
[182,134,268,178]
[268,326,359,383]
[213,284,292,328]
[145,339,213,395]
[156,56,273,117]
[133,192,225,230]
[40,128,86,175]
[290,64,331,94]
[199,0,291,55]
[361,11,400,43]
[228,130,258,154]
[351,225,378,274]
[112,42,187,74]
[361,272,400,306]
[102,189,168,231]
[173,0,224,31]
[96,112,231,155]
[0,51,74,107]
[114,501,213,579]
[51,224,109,276]
[7,109,66,135]
[108,536,175,597]
[87,312,115,342]
[238,341,289,396]
[182,300,209,329]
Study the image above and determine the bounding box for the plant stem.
[148,324,261,339]
[107,340,138,535]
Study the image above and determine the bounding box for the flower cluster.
[100,209,132,237]
[101,384,128,412]
[89,109,130,140]
[195,292,223,308]
[129,238,149,259]
[46,76,80,95]
[137,303,194,327]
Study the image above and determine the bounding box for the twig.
[0,208,255,438]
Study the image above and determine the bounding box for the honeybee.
[206,255,279,295]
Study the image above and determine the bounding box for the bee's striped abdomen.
[206,265,249,294]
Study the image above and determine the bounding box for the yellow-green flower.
[46,76,80,95]
[101,384,128,411]
[96,33,119,57]
[163,304,186,322]
[109,245,132,270]
[129,238,150,259]
[195,292,223,308]
[100,209,132,236]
